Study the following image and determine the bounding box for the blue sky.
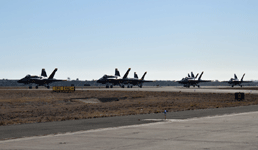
[0,0,257,80]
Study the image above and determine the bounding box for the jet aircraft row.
[177,72,252,88]
[16,68,253,89]
[96,68,152,88]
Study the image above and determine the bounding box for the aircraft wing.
[124,79,154,86]
[187,79,211,83]
[41,79,67,84]
[241,81,253,83]
[108,78,126,85]
[198,80,212,83]
[43,79,67,82]
[221,80,252,83]
[177,80,189,84]
[140,80,153,83]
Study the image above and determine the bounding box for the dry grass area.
[0,90,258,126]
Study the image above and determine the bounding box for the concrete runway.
[1,110,258,149]
[2,86,258,94]
[80,86,258,94]
[1,105,258,141]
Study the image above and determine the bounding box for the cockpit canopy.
[102,74,108,78]
[230,78,238,81]
[24,75,41,79]
[101,74,116,79]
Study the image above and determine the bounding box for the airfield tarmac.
[1,86,258,149]
[1,107,258,149]
[80,86,258,94]
[2,86,258,94]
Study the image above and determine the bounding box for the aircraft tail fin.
[141,72,147,80]
[241,73,245,81]
[48,68,58,79]
[188,73,190,77]
[195,73,199,79]
[134,72,138,79]
[41,68,47,77]
[234,74,238,79]
[115,68,120,76]
[123,68,131,79]
[191,72,194,78]
[198,72,204,80]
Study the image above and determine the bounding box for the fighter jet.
[125,72,153,88]
[226,74,252,87]
[97,68,131,88]
[17,68,66,89]
[177,71,211,88]
[117,70,138,88]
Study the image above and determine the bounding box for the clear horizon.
[1,0,257,81]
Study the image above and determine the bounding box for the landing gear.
[240,85,243,88]
[121,85,124,88]
[106,85,109,88]
[35,86,38,89]
[197,85,200,88]
[29,86,32,89]
[46,85,50,89]
[183,85,190,88]
[110,85,113,88]
[231,85,234,88]
[126,85,133,88]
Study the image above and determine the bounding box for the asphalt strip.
[1,111,258,144]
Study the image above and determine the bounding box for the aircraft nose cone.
[18,78,29,83]
[97,78,105,83]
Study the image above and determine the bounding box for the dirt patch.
[74,98,100,103]
[0,90,258,126]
